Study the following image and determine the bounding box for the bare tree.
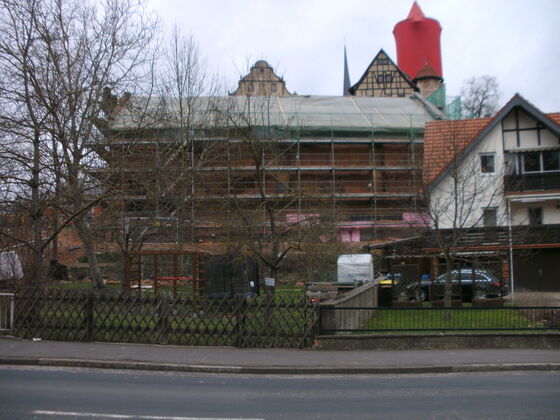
[0,0,158,288]
[155,26,220,244]
[461,75,501,118]
[92,27,221,289]
[212,95,339,285]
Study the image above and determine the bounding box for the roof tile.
[546,113,560,124]
[423,118,491,186]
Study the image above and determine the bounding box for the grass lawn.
[359,307,543,333]
[274,285,306,296]
[47,281,121,291]
[47,281,307,296]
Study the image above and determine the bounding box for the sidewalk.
[1,336,560,375]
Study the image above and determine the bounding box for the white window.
[480,154,495,173]
[522,150,560,173]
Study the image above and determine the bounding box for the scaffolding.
[95,95,444,245]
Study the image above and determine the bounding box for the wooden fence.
[319,283,377,334]
[13,289,318,349]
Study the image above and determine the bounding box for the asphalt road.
[1,366,559,419]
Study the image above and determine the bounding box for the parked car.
[403,273,432,301]
[405,269,505,302]
[376,272,429,294]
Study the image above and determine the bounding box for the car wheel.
[474,290,487,300]
[410,288,427,302]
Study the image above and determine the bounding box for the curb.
[1,357,560,375]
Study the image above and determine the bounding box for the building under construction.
[94,89,444,247]
[92,2,447,248]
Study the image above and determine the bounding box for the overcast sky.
[147,0,560,113]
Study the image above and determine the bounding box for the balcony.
[434,225,560,248]
[504,173,560,193]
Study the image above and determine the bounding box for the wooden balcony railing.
[504,173,560,193]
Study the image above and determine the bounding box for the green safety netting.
[110,94,445,135]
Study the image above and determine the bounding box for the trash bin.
[378,283,392,307]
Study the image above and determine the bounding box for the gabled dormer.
[349,49,418,97]
[230,60,294,97]
[502,107,560,154]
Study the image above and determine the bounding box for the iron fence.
[320,306,560,334]
[14,288,318,349]
[12,288,560,343]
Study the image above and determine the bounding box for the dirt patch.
[513,291,560,306]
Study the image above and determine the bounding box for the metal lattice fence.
[13,289,318,349]
[391,264,421,305]
[320,306,560,334]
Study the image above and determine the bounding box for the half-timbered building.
[349,50,418,98]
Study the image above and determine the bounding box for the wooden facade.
[349,50,418,98]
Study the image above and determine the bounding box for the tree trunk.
[31,239,44,288]
[265,264,277,297]
[122,250,130,293]
[444,259,453,308]
[31,131,44,289]
[443,259,453,321]
[76,224,103,289]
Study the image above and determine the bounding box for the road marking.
[33,411,264,420]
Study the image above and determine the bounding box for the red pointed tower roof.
[393,2,442,80]
[407,1,425,21]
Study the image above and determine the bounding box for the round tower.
[393,1,442,80]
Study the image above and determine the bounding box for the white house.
[423,94,560,291]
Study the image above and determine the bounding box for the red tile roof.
[423,118,491,186]
[546,113,560,124]
[414,63,440,80]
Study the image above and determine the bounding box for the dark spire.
[343,46,351,96]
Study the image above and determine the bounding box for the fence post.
[235,295,245,348]
[312,299,321,343]
[157,293,170,345]
[319,304,335,334]
[9,293,14,332]
[0,293,15,332]
[85,290,94,341]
